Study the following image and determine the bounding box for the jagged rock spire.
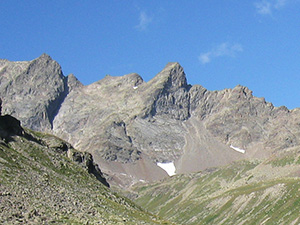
[145,62,190,120]
[149,62,188,92]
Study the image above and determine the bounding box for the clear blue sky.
[1,0,300,109]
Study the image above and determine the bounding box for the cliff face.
[1,54,300,187]
[0,54,82,131]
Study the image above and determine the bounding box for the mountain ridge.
[1,54,300,188]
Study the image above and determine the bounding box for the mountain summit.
[149,62,188,91]
[1,54,300,187]
[0,54,81,131]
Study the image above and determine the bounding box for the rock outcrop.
[1,54,300,187]
[0,115,24,138]
[67,149,110,187]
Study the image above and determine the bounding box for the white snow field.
[157,162,176,176]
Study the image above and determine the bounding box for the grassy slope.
[133,149,300,225]
[0,129,172,224]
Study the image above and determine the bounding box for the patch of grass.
[270,155,296,167]
[133,159,300,225]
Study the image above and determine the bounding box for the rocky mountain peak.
[37,53,52,61]
[26,53,64,80]
[143,62,191,120]
[0,53,79,131]
[231,85,253,100]
[151,62,188,92]
[93,73,144,91]
[121,73,144,87]
[66,73,83,91]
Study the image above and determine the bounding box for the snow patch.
[157,162,176,176]
[133,86,138,89]
[230,145,246,154]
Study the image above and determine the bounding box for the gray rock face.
[0,54,82,131]
[147,62,191,120]
[2,54,300,187]
[66,73,83,91]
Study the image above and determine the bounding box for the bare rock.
[0,54,82,131]
[66,73,83,91]
[143,62,191,120]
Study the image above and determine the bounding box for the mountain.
[0,110,171,224]
[1,54,300,188]
[0,54,82,131]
